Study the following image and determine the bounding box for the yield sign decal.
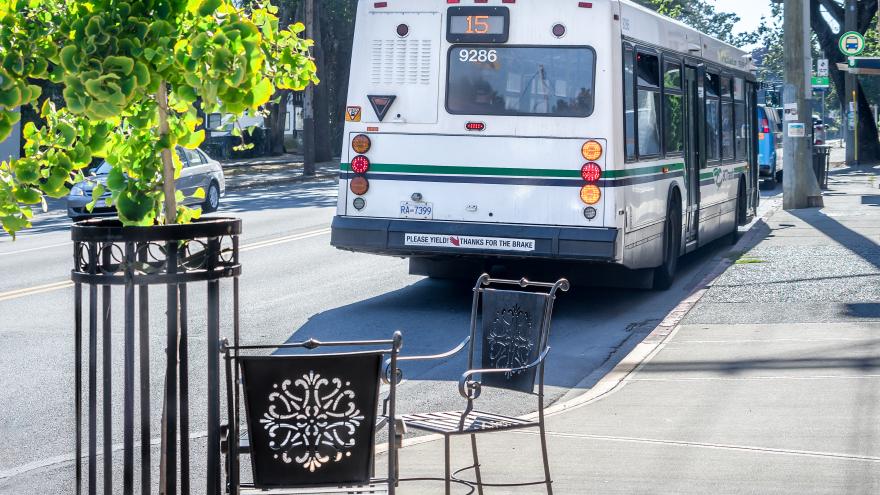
[367,95,396,122]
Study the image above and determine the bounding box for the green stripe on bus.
[699,164,750,180]
[339,162,684,179]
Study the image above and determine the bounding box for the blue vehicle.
[757,105,782,183]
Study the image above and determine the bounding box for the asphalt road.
[0,180,780,493]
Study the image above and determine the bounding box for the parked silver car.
[67,147,225,220]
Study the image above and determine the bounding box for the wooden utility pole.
[845,0,859,166]
[302,0,316,176]
[782,0,823,209]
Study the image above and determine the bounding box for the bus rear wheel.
[653,199,681,290]
[727,179,746,244]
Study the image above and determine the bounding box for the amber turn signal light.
[579,184,601,205]
[352,134,372,154]
[350,176,369,195]
[581,140,603,161]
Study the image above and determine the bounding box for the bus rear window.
[446,46,595,117]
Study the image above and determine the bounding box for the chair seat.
[400,410,537,435]
[239,482,388,494]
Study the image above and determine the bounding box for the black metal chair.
[390,274,569,494]
[221,332,402,494]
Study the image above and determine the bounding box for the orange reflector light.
[352,134,372,154]
[581,140,603,161]
[581,162,602,182]
[350,176,369,195]
[579,184,601,205]
[351,155,371,174]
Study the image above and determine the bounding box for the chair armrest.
[458,346,551,399]
[383,336,471,384]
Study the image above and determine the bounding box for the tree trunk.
[303,0,316,175]
[265,90,290,156]
[263,0,293,157]
[854,80,880,161]
[313,0,333,162]
[157,81,177,224]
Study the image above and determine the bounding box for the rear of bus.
[331,0,621,269]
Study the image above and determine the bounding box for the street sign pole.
[844,0,859,166]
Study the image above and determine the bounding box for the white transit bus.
[331,0,759,289]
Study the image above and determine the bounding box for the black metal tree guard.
[71,217,241,495]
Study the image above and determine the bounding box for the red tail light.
[351,155,370,174]
[580,163,602,183]
[761,118,770,133]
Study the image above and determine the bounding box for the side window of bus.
[663,59,683,156]
[704,72,720,164]
[733,78,747,160]
[720,76,734,161]
[623,44,636,161]
[636,51,661,158]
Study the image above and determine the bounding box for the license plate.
[399,201,433,219]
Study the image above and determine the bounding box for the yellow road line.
[0,227,331,302]
[0,281,75,302]
[239,228,331,252]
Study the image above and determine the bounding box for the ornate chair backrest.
[467,275,569,393]
[240,352,382,487]
[224,333,401,493]
[479,288,551,392]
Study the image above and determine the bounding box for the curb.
[380,197,783,455]
[219,155,308,169]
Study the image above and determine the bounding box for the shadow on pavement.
[789,208,880,271]
[637,334,880,375]
[275,241,732,392]
[218,179,338,214]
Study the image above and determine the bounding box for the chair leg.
[539,422,553,495]
[444,435,452,495]
[470,434,484,495]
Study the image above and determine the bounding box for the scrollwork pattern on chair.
[487,304,535,377]
[259,371,365,472]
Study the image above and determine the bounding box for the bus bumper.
[330,216,618,261]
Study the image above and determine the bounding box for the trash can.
[812,145,830,189]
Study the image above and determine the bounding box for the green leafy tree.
[636,0,761,47]
[0,0,317,236]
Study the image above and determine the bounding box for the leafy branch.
[0,0,317,236]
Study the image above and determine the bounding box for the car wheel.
[653,194,681,290]
[775,169,783,183]
[203,181,220,213]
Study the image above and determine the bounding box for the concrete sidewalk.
[388,165,880,493]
